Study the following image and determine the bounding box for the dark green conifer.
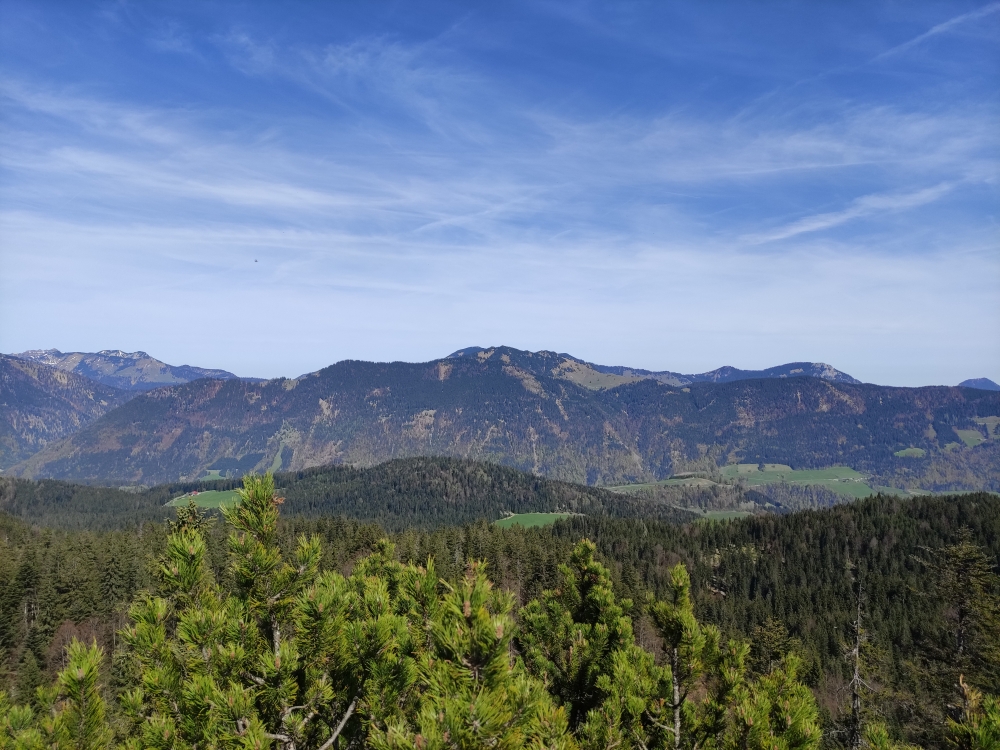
[372,561,575,749]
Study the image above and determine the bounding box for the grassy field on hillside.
[494,512,572,528]
[954,429,985,448]
[606,477,716,493]
[974,416,1000,437]
[168,489,241,508]
[609,464,877,499]
[894,448,926,458]
[718,464,876,498]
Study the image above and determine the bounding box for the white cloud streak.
[1,25,997,385]
[742,183,955,244]
[874,2,1000,61]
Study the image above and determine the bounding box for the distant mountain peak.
[11,349,242,391]
[447,346,489,358]
[959,378,1000,391]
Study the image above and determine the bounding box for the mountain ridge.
[447,347,861,387]
[10,345,998,491]
[11,348,247,391]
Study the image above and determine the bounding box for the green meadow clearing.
[493,512,573,529]
[954,429,986,448]
[894,447,926,458]
[718,464,876,499]
[610,464,878,500]
[974,416,1000,437]
[606,477,716,493]
[168,489,241,508]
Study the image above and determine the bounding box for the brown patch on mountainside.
[503,366,546,396]
[550,359,643,390]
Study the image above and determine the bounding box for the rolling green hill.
[0,456,697,531]
[9,347,999,492]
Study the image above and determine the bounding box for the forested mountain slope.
[0,457,696,530]
[0,354,132,470]
[10,347,999,488]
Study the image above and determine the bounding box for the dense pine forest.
[1,471,997,747]
[0,457,701,532]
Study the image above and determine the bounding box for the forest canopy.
[0,476,998,748]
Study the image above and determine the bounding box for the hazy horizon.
[2,2,997,386]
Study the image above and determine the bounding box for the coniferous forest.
[0,471,998,748]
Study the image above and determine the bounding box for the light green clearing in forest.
[200,470,227,481]
[494,513,572,529]
[605,477,716,493]
[954,429,985,448]
[894,448,926,458]
[168,490,241,509]
[608,465,876,500]
[974,416,1000,437]
[719,464,875,498]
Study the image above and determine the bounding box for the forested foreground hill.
[0,457,697,530]
[1,487,997,747]
[10,346,1000,491]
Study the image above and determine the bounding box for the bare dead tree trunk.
[847,576,864,750]
[672,646,682,750]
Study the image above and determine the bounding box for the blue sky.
[0,1,997,385]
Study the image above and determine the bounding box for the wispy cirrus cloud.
[1,3,997,384]
[741,183,955,244]
[874,2,1000,61]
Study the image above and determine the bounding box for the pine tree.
[12,652,39,709]
[370,560,574,749]
[909,530,1000,744]
[0,639,110,750]
[947,676,1000,750]
[859,722,920,750]
[120,473,425,749]
[48,640,113,750]
[649,563,712,749]
[518,540,647,731]
[724,654,822,750]
[920,530,1000,690]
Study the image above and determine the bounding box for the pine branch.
[317,698,357,750]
